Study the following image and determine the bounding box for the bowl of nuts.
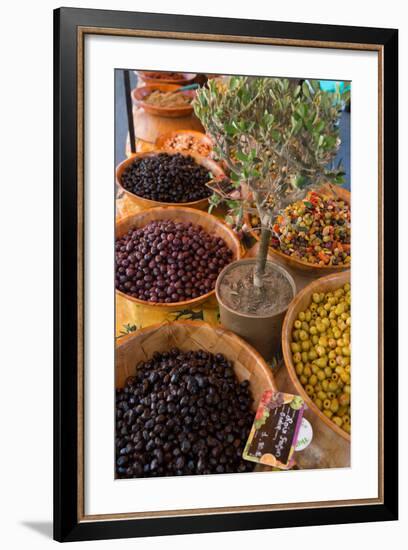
[115,206,242,310]
[116,151,224,211]
[156,130,213,157]
[115,320,276,478]
[132,84,197,118]
[282,270,351,443]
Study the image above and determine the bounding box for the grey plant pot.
[215,258,296,360]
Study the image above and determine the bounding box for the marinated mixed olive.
[249,191,351,266]
[272,191,351,266]
[290,283,351,433]
[115,348,255,478]
[115,219,233,303]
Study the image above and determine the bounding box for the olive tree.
[193,77,348,289]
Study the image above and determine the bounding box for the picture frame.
[54,7,398,542]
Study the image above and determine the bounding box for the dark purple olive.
[115,219,232,303]
[115,349,254,480]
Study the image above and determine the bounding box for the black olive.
[115,350,254,479]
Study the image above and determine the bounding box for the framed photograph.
[54,7,398,542]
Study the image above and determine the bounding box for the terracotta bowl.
[155,130,213,157]
[246,184,351,274]
[116,206,242,311]
[135,71,197,86]
[116,320,277,408]
[116,150,225,211]
[282,270,351,442]
[132,84,195,118]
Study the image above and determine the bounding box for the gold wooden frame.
[76,27,384,523]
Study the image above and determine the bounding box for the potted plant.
[193,77,348,358]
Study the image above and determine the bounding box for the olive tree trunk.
[253,226,271,288]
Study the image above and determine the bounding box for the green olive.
[290,282,351,433]
[314,398,323,410]
[303,366,312,378]
[330,398,339,413]
[324,366,333,378]
[291,342,301,353]
[328,380,338,392]
[321,379,329,392]
[315,357,328,368]
[312,293,321,304]
[339,392,350,406]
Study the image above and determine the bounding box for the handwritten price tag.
[243,390,305,470]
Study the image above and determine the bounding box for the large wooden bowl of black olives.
[116,150,225,211]
[115,320,276,478]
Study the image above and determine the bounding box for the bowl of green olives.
[282,271,351,441]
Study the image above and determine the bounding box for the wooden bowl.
[132,108,204,144]
[156,130,213,157]
[116,206,242,311]
[246,184,351,274]
[132,84,195,118]
[116,150,225,211]
[116,320,277,408]
[135,71,197,86]
[282,271,351,442]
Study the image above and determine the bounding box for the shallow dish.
[132,83,195,117]
[135,71,197,86]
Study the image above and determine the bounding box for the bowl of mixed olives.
[282,271,351,440]
[246,184,351,274]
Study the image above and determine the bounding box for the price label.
[243,390,305,470]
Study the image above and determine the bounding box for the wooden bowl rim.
[215,258,297,319]
[281,271,351,441]
[135,71,197,85]
[116,206,242,308]
[115,319,277,394]
[246,185,351,272]
[132,84,195,117]
[116,150,224,209]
